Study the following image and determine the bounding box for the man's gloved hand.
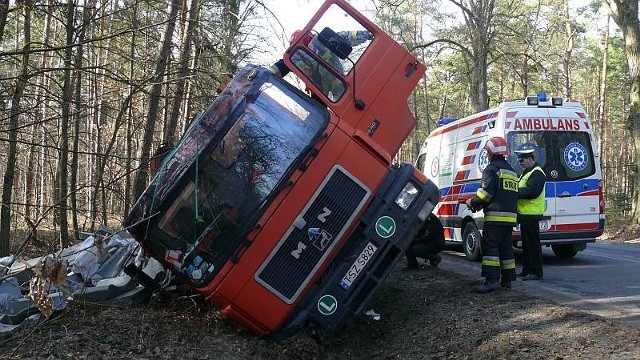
[465,198,476,213]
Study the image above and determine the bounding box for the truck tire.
[463,222,482,262]
[551,244,578,259]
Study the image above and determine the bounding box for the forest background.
[0,0,638,256]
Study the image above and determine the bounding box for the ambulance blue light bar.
[537,92,548,101]
[438,117,457,126]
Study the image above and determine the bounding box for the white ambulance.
[416,94,605,261]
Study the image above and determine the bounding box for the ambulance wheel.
[463,222,482,262]
[551,244,577,259]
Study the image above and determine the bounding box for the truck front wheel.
[551,244,578,259]
[463,222,482,262]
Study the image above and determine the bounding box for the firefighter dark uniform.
[404,213,445,269]
[466,137,519,293]
[516,148,546,280]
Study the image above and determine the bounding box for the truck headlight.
[395,182,419,210]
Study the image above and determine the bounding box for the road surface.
[439,240,640,325]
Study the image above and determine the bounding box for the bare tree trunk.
[183,33,202,134]
[450,0,494,112]
[56,0,76,248]
[25,0,53,232]
[0,4,31,255]
[0,0,9,40]
[69,0,94,240]
[133,0,182,199]
[124,1,139,217]
[604,0,640,224]
[165,0,199,144]
[422,75,431,132]
[520,53,529,98]
[89,0,115,230]
[562,0,574,99]
[597,16,610,190]
[438,92,447,119]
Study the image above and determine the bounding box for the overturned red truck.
[124,0,439,339]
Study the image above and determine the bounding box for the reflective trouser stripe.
[501,259,516,270]
[482,256,500,267]
[481,224,517,282]
[485,215,516,223]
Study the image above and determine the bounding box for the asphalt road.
[438,240,640,325]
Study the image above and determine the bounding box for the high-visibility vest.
[517,166,546,215]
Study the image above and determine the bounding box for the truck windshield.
[507,130,596,181]
[153,79,329,284]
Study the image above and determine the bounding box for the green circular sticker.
[375,216,396,238]
[317,294,338,315]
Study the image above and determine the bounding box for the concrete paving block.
[72,276,138,302]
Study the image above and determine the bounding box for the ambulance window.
[415,153,426,173]
[552,132,595,180]
[507,131,595,181]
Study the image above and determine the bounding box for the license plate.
[339,242,378,290]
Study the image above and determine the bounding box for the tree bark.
[124,1,139,218]
[597,16,610,190]
[56,0,76,247]
[165,0,199,144]
[0,4,31,255]
[70,0,94,240]
[603,0,640,224]
[0,0,9,40]
[450,0,494,112]
[562,0,574,99]
[25,0,53,231]
[133,0,182,199]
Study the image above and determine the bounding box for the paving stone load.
[0,226,167,333]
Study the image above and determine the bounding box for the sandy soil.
[1,223,639,359]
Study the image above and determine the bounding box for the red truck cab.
[124,0,439,339]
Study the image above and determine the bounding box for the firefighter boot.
[402,258,421,271]
[473,280,501,293]
[427,254,442,268]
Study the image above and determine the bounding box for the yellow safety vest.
[517,166,545,215]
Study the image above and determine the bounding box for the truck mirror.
[318,27,352,59]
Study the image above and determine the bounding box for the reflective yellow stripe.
[485,211,517,223]
[501,262,516,270]
[477,188,492,201]
[485,215,517,223]
[482,259,501,267]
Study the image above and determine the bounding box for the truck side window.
[290,48,346,102]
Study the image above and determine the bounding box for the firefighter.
[307,30,373,75]
[465,137,519,293]
[270,29,373,100]
[515,148,546,281]
[403,213,445,269]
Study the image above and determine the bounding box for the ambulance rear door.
[505,105,601,237]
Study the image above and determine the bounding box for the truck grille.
[256,166,370,304]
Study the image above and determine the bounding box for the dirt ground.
[1,223,639,359]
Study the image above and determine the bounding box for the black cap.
[515,148,535,158]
